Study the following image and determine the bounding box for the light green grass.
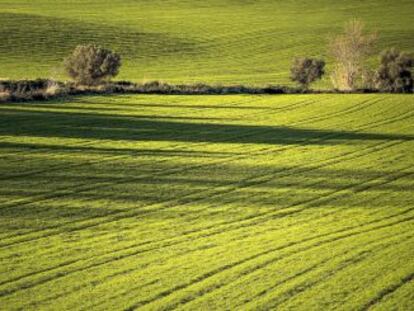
[1,1,414,309]
[0,0,413,84]
[0,94,413,310]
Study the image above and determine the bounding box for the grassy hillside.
[1,1,413,309]
[0,94,413,309]
[0,0,413,84]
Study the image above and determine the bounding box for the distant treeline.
[1,19,413,102]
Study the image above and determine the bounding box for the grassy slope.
[0,0,413,85]
[1,0,414,309]
[0,94,413,309]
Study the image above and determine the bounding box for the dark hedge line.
[0,79,391,103]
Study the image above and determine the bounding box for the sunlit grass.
[0,94,413,309]
[0,0,413,84]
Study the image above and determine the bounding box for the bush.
[1,79,47,100]
[290,57,325,89]
[64,45,121,85]
[0,79,67,102]
[375,48,413,93]
[0,89,11,102]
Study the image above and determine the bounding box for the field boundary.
[0,79,396,104]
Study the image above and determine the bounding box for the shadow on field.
[0,141,239,158]
[1,158,413,230]
[0,12,199,60]
[0,108,413,145]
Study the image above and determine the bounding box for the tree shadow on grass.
[1,108,413,145]
[1,156,413,229]
[0,12,200,60]
[0,141,239,158]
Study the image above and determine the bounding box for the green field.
[0,94,413,309]
[1,0,414,310]
[1,0,414,84]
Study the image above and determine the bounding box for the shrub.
[0,79,68,102]
[0,89,11,102]
[375,48,413,93]
[3,79,48,100]
[45,80,66,97]
[64,45,121,85]
[329,19,377,91]
[290,57,325,89]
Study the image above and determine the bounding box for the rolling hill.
[1,1,414,310]
[0,0,413,85]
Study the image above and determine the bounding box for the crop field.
[0,94,413,309]
[1,0,414,310]
[1,0,414,84]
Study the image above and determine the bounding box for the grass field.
[1,0,414,310]
[0,94,413,309]
[1,0,414,84]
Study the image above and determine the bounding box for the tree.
[329,19,377,91]
[290,57,325,89]
[64,44,121,85]
[375,48,413,93]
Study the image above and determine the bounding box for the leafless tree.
[329,19,377,91]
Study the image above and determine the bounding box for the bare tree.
[329,19,377,91]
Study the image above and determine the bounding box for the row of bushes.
[2,79,386,103]
[291,48,413,93]
[0,80,306,102]
[0,80,65,102]
[290,20,413,93]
